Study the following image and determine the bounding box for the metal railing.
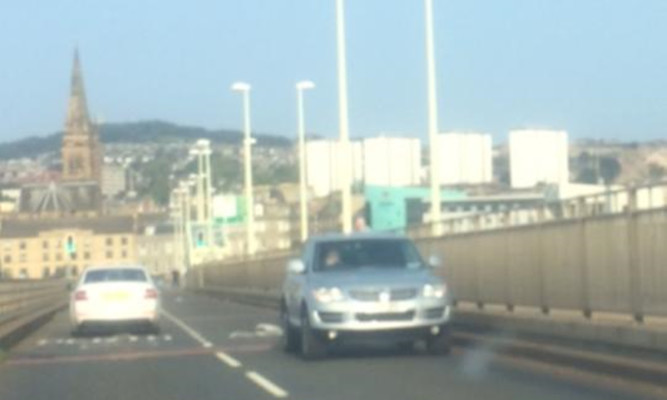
[407,181,667,238]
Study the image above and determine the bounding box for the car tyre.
[300,308,326,360]
[281,305,300,353]
[70,324,84,338]
[150,322,161,335]
[426,329,451,356]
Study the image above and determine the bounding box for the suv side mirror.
[428,255,442,268]
[287,259,306,275]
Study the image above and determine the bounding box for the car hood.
[309,268,439,289]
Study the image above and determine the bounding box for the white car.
[69,266,160,335]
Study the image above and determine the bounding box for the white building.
[509,129,569,189]
[438,132,492,185]
[363,136,421,187]
[102,163,127,198]
[305,140,363,198]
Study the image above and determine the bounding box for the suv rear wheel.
[300,307,326,360]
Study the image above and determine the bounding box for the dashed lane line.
[215,352,242,368]
[161,309,212,348]
[161,307,289,397]
[246,371,289,398]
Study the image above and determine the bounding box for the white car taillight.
[145,288,158,299]
[74,290,87,301]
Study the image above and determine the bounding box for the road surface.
[0,290,649,400]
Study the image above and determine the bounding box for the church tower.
[61,49,102,183]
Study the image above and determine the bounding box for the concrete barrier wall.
[197,208,667,322]
[0,279,68,349]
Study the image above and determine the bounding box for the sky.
[1,0,666,144]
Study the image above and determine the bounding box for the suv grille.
[349,289,380,302]
[390,288,418,301]
[317,311,344,323]
[349,288,418,302]
[356,310,415,322]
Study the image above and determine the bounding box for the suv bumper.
[309,302,451,332]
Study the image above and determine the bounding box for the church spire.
[62,48,101,183]
[65,47,91,137]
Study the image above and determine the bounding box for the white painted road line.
[129,336,138,343]
[246,371,288,398]
[163,335,172,342]
[37,339,48,346]
[215,352,242,368]
[66,338,75,345]
[161,309,213,348]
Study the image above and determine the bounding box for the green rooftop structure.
[364,185,468,232]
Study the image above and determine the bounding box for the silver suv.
[280,233,451,359]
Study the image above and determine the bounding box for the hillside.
[0,120,292,160]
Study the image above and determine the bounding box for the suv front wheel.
[300,307,327,360]
[280,303,300,353]
[426,327,451,356]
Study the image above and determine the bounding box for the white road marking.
[37,339,48,346]
[230,331,256,339]
[163,335,172,342]
[92,338,102,344]
[55,338,64,345]
[129,336,138,343]
[66,338,75,345]
[256,323,283,336]
[215,352,242,368]
[147,335,156,342]
[161,309,213,348]
[106,337,118,344]
[246,371,288,398]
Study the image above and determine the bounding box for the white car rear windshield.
[84,269,148,283]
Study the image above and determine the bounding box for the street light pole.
[296,81,315,242]
[335,0,352,234]
[232,82,255,255]
[425,0,442,236]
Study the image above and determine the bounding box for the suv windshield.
[83,268,147,284]
[314,239,424,272]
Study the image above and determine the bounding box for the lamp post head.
[296,81,316,91]
[231,82,251,92]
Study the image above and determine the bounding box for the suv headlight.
[423,284,446,299]
[312,287,344,303]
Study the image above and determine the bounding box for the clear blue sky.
[1,0,666,144]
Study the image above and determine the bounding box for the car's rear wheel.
[149,322,161,335]
[281,304,300,353]
[300,308,326,360]
[70,324,84,338]
[426,328,451,356]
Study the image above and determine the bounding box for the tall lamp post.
[335,0,352,234]
[296,80,315,242]
[425,0,442,236]
[231,82,256,255]
[190,139,214,247]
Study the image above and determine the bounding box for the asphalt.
[0,289,652,400]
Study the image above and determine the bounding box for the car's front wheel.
[425,327,451,356]
[280,304,300,353]
[300,307,326,360]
